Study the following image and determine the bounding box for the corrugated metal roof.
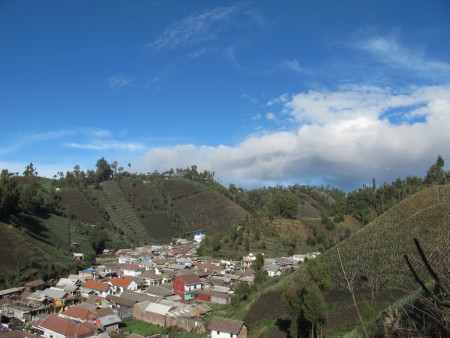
[145,302,173,315]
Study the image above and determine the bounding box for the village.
[0,233,320,337]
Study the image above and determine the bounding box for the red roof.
[82,280,110,292]
[33,314,97,337]
[120,263,142,270]
[109,277,134,287]
[61,306,98,321]
[177,274,202,285]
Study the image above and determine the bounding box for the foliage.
[270,193,299,219]
[121,319,169,336]
[282,261,331,337]
[96,157,113,183]
[424,155,447,185]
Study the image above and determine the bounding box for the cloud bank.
[136,85,450,190]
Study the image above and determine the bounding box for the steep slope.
[223,185,449,336]
[0,218,74,285]
[318,184,450,290]
[162,178,249,233]
[57,188,108,226]
[91,180,149,241]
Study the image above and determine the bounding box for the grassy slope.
[224,185,449,336]
[118,179,174,241]
[318,184,450,291]
[0,217,74,285]
[162,177,249,233]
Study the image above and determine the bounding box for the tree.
[0,170,19,217]
[95,157,113,183]
[270,193,299,219]
[282,261,331,337]
[424,155,447,185]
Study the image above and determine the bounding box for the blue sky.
[1,0,450,191]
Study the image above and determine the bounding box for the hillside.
[221,185,449,336]
[0,217,75,286]
[318,184,450,291]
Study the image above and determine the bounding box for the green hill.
[220,184,449,336]
[318,184,449,291]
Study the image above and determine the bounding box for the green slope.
[318,184,449,291]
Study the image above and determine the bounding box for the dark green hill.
[317,184,449,291]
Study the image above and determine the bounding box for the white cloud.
[266,112,276,120]
[90,128,112,138]
[108,75,134,89]
[0,129,75,155]
[267,93,289,106]
[357,34,450,79]
[136,85,450,190]
[282,59,311,75]
[146,6,238,53]
[65,140,144,152]
[241,93,259,104]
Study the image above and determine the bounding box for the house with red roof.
[108,277,138,293]
[60,306,99,322]
[173,274,203,301]
[81,280,112,298]
[32,314,98,337]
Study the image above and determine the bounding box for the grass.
[120,319,170,336]
[317,184,450,290]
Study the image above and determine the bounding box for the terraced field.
[318,184,450,290]
[57,188,107,226]
[118,179,162,211]
[37,214,91,252]
[0,220,73,283]
[174,191,248,232]
[163,178,206,200]
[92,181,149,241]
[139,212,174,240]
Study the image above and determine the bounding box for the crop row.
[92,181,148,240]
[318,185,450,291]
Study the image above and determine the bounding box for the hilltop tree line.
[1,156,448,225]
[225,155,449,225]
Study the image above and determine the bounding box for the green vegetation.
[121,319,171,336]
[282,261,331,337]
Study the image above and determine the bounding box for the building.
[208,317,247,338]
[32,314,98,337]
[193,232,205,243]
[173,274,203,301]
[108,277,138,293]
[81,280,113,298]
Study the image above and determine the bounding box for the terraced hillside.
[92,181,149,241]
[174,191,248,232]
[0,219,73,284]
[118,180,162,211]
[318,184,450,290]
[117,180,174,240]
[57,188,108,226]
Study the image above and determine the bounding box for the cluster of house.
[0,236,320,337]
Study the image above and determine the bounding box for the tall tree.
[95,157,113,183]
[282,261,331,337]
[425,155,447,185]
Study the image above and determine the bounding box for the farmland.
[174,191,248,233]
[317,184,450,290]
[92,180,149,241]
[57,188,108,227]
